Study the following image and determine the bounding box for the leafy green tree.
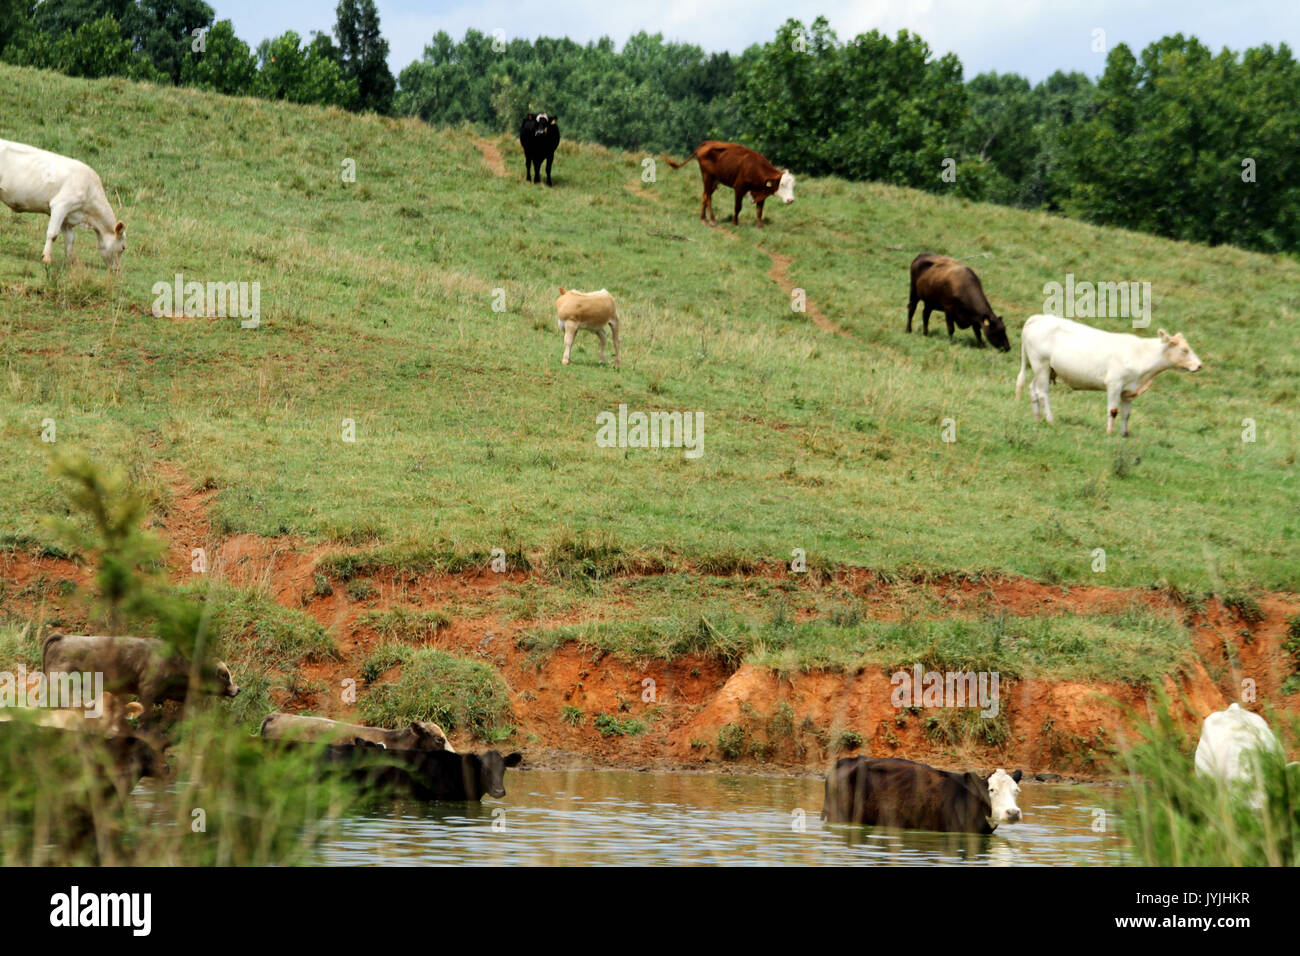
[734,18,965,186]
[129,0,214,83]
[333,0,394,114]
[1062,36,1300,253]
[256,29,357,109]
[179,18,256,96]
[9,13,162,81]
[0,0,35,58]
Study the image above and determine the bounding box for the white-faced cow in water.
[0,139,126,269]
[907,253,1010,351]
[520,113,560,186]
[1016,314,1202,435]
[823,756,1023,834]
[666,141,794,227]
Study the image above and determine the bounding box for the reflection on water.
[313,769,1131,866]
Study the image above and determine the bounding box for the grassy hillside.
[2,63,1297,591]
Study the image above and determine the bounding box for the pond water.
[312,769,1132,866]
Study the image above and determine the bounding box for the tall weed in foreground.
[1118,696,1299,866]
[0,711,362,865]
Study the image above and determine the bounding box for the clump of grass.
[561,705,585,726]
[0,621,41,670]
[1283,615,1300,695]
[542,530,670,581]
[358,606,450,642]
[359,642,412,683]
[344,579,378,602]
[592,713,645,737]
[1222,590,1265,625]
[836,729,864,751]
[358,647,513,742]
[716,723,748,759]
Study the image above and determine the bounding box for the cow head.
[1158,330,1202,372]
[208,661,240,698]
[533,114,554,137]
[477,749,523,799]
[410,720,452,751]
[985,768,1023,827]
[982,313,1011,351]
[99,221,125,270]
[775,170,795,204]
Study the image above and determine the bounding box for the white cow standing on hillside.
[1016,315,1202,435]
[0,138,126,269]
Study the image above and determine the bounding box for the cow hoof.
[41,255,52,265]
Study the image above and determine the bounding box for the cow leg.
[1106,383,1124,435]
[733,188,744,226]
[42,204,71,264]
[62,224,77,264]
[596,327,607,364]
[922,306,932,335]
[755,198,765,227]
[907,292,918,332]
[561,325,577,365]
[545,153,553,187]
[609,319,621,367]
[972,323,985,347]
[1033,366,1054,423]
[1120,398,1134,437]
[701,174,717,223]
[945,314,956,339]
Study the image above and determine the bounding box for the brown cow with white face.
[667,141,794,227]
[823,756,1023,834]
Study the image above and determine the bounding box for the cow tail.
[665,150,698,171]
[1015,337,1027,401]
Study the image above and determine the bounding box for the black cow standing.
[520,113,560,186]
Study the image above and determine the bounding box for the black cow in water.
[321,739,523,802]
[520,113,560,186]
[823,756,1023,834]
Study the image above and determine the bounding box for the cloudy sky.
[215,1,1299,82]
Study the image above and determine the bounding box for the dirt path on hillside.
[766,250,843,335]
[473,138,507,177]
[5,463,1296,775]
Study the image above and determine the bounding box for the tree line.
[1,5,1295,254]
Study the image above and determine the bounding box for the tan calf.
[555,287,620,366]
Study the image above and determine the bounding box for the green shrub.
[358,648,512,742]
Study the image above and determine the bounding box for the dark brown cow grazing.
[907,253,1010,351]
[666,141,795,227]
[823,756,1023,834]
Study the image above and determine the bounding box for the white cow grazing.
[0,138,126,269]
[1016,315,1202,435]
[555,287,621,366]
[1194,703,1286,810]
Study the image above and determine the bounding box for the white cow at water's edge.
[1016,315,1202,435]
[0,138,126,269]
[1194,703,1288,810]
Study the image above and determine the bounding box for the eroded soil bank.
[3,466,1296,779]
